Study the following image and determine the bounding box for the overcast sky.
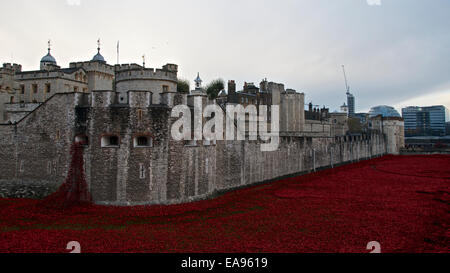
[1,0,449,113]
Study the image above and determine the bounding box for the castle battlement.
[115,68,177,82]
[15,70,67,80]
[70,61,115,75]
[114,63,178,82]
[88,89,157,108]
[114,63,144,71]
[1,63,22,73]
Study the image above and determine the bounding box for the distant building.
[305,103,329,121]
[402,106,449,137]
[369,105,401,118]
[330,112,348,136]
[353,112,370,132]
[354,112,370,123]
[227,81,264,106]
[446,122,450,135]
[340,103,348,114]
[370,115,405,155]
[351,106,400,134]
[347,92,355,117]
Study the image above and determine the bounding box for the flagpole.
[117,41,120,65]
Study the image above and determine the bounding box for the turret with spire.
[194,72,202,90]
[92,39,106,63]
[40,40,58,70]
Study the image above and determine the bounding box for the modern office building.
[402,105,449,136]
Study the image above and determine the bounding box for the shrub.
[177,79,190,93]
[205,79,225,100]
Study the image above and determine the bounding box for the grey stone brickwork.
[0,91,389,205]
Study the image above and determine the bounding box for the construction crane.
[342,65,351,95]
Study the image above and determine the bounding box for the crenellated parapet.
[115,63,178,105]
[1,63,22,74]
[69,61,115,76]
[89,90,155,108]
[14,69,87,82]
[114,63,178,83]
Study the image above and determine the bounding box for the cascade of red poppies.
[40,142,92,209]
[0,155,448,252]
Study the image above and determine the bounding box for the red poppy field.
[0,155,449,253]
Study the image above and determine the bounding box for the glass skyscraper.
[402,105,449,136]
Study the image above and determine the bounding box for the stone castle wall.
[0,92,387,205]
[163,134,385,205]
[0,93,78,197]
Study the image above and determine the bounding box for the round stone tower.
[114,63,178,105]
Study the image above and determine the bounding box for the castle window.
[74,86,79,92]
[101,135,120,147]
[184,140,198,147]
[10,96,14,103]
[139,163,146,179]
[163,85,169,92]
[134,135,153,148]
[137,109,143,121]
[75,135,89,146]
[45,83,51,93]
[32,84,38,94]
[20,85,25,94]
[109,136,119,146]
[47,161,52,175]
[19,160,25,173]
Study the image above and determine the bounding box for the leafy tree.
[205,79,225,100]
[177,79,190,93]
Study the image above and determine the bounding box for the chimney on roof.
[228,80,236,95]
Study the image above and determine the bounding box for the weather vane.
[97,38,101,51]
[142,54,146,68]
[48,39,52,51]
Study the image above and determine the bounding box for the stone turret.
[40,40,60,71]
[115,63,178,104]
